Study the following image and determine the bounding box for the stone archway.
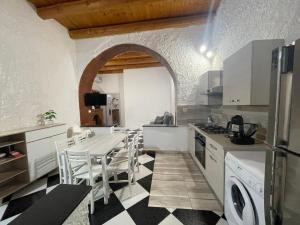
[79,43,178,126]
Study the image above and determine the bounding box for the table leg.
[101,155,109,204]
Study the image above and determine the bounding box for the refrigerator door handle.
[276,72,293,147]
[271,149,287,225]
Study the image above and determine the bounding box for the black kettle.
[226,115,258,145]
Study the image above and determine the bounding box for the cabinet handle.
[209,154,217,163]
[209,143,218,151]
[236,99,240,102]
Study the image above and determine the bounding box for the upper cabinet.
[223,39,284,105]
[198,70,223,105]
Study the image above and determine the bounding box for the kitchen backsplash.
[177,105,211,125]
[211,105,269,140]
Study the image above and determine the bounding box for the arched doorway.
[79,44,177,126]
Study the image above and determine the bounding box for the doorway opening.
[79,44,177,128]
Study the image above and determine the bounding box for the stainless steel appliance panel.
[282,152,300,225]
[288,40,300,153]
[267,48,281,146]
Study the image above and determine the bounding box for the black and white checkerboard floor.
[0,130,228,225]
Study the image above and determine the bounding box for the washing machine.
[225,151,266,225]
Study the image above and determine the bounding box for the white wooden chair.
[107,141,136,192]
[55,137,76,184]
[115,132,140,172]
[65,149,103,214]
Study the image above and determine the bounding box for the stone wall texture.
[0,0,79,132]
[76,0,300,107]
[76,25,212,106]
[212,0,300,69]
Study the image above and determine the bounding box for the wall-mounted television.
[84,92,107,106]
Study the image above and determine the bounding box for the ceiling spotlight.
[206,51,213,58]
[199,45,207,53]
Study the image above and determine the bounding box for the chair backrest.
[127,141,135,165]
[65,149,94,185]
[133,133,139,149]
[74,132,88,144]
[113,127,128,134]
[55,137,76,184]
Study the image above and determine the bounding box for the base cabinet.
[188,128,195,157]
[205,149,224,204]
[26,125,66,182]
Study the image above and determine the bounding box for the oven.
[195,131,206,168]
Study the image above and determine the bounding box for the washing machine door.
[227,177,256,225]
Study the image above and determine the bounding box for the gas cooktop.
[194,123,228,134]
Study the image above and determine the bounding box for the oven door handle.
[195,137,205,146]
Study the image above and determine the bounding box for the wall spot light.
[199,44,215,59]
[199,45,207,53]
[206,51,214,59]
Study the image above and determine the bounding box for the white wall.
[143,126,188,152]
[211,0,300,69]
[0,1,79,132]
[91,67,175,128]
[123,67,175,128]
[92,73,121,94]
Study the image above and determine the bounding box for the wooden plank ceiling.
[28,0,220,39]
[98,51,161,74]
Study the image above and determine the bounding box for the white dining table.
[68,133,128,204]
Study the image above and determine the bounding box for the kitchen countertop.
[0,123,66,137]
[188,123,271,152]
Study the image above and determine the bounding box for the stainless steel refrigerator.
[267,39,300,225]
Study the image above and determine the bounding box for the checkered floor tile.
[0,129,228,225]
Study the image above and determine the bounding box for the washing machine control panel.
[225,154,264,197]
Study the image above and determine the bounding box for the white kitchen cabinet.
[188,127,195,157]
[205,149,224,204]
[206,137,224,159]
[26,125,66,182]
[198,70,222,105]
[223,39,284,105]
[205,137,225,204]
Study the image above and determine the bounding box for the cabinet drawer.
[26,125,66,142]
[206,150,224,204]
[206,137,224,159]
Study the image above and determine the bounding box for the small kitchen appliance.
[227,115,257,145]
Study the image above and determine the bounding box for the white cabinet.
[205,149,224,204]
[26,125,66,182]
[223,39,284,105]
[188,127,195,157]
[205,137,225,204]
[198,70,222,105]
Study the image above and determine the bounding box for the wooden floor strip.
[149,153,223,211]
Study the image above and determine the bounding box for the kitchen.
[1,1,300,225]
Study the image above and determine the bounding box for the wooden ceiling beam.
[98,69,124,75]
[114,52,150,60]
[69,14,210,39]
[36,0,173,19]
[99,62,162,72]
[106,57,158,66]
